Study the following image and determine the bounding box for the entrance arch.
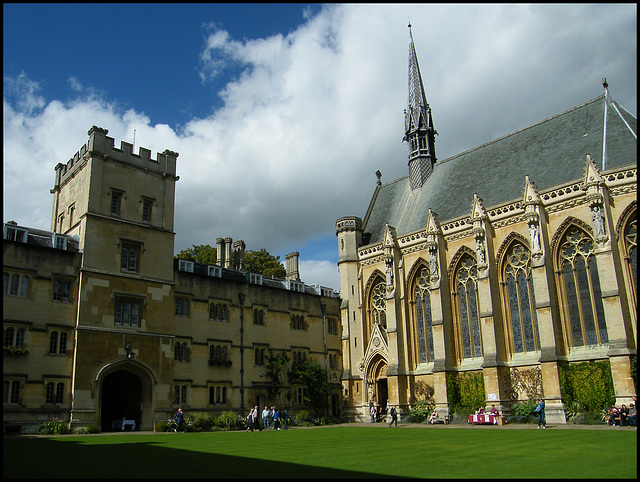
[101,370,142,431]
[365,354,388,410]
[97,360,155,432]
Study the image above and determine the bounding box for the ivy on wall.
[558,360,615,412]
[446,371,485,414]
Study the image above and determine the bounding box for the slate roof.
[362,94,637,246]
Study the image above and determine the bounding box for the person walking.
[282,407,289,430]
[535,399,546,429]
[262,406,270,431]
[369,401,376,423]
[273,407,281,430]
[388,405,398,428]
[174,408,184,432]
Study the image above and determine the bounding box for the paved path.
[5,421,636,438]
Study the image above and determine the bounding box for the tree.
[265,348,291,402]
[289,359,330,417]
[244,248,286,278]
[176,244,217,265]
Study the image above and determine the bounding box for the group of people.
[246,405,289,431]
[606,396,637,427]
[368,400,386,423]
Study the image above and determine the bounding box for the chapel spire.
[404,23,437,190]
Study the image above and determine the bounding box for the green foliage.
[244,248,286,278]
[186,411,215,432]
[215,411,245,431]
[403,399,435,423]
[630,355,637,391]
[265,348,291,402]
[290,359,330,417]
[446,371,485,414]
[559,360,615,413]
[39,418,68,435]
[292,409,310,424]
[176,244,218,265]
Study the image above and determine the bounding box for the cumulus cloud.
[3,4,637,291]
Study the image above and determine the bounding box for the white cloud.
[3,4,637,292]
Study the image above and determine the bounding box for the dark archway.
[100,369,142,432]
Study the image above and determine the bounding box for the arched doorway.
[366,355,389,413]
[100,370,142,432]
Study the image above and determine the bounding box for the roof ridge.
[437,94,607,166]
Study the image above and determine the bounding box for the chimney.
[285,252,300,281]
[216,237,225,266]
[233,240,246,270]
[224,237,233,268]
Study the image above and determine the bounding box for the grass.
[3,425,637,479]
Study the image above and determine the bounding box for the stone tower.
[49,126,180,430]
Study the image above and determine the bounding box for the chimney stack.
[285,252,300,281]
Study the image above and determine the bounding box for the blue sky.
[3,4,637,290]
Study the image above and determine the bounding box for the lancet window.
[453,254,482,359]
[501,243,540,354]
[557,227,607,347]
[413,266,434,364]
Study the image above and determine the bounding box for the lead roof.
[362,94,637,246]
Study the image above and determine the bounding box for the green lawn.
[3,426,637,479]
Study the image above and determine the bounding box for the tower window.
[111,190,123,216]
[142,199,153,222]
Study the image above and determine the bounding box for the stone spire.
[404,24,437,190]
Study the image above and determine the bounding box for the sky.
[3,4,637,291]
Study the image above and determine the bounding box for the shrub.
[403,400,435,423]
[293,410,310,424]
[186,411,215,432]
[506,399,538,424]
[39,418,68,435]
[215,411,244,431]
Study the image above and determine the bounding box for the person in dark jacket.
[174,408,184,432]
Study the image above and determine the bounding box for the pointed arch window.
[557,228,607,347]
[623,216,637,309]
[414,267,434,364]
[502,243,540,354]
[454,254,482,359]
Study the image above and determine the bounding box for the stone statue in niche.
[430,252,438,277]
[385,260,394,287]
[476,238,485,264]
[529,223,541,251]
[592,205,606,236]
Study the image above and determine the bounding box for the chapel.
[336,25,637,423]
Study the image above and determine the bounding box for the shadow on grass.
[3,437,405,479]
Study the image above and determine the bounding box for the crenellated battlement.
[53,126,179,189]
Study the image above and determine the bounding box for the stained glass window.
[455,254,482,359]
[414,267,434,364]
[558,228,608,346]
[503,243,540,354]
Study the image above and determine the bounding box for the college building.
[336,26,636,423]
[3,126,341,432]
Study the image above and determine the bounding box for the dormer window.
[249,273,263,285]
[178,260,194,273]
[287,280,304,292]
[53,234,67,250]
[3,225,28,243]
[208,265,222,278]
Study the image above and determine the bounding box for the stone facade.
[3,126,340,433]
[336,28,636,423]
